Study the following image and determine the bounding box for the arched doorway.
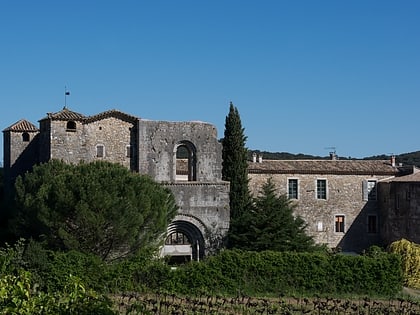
[175,141,197,181]
[162,220,205,264]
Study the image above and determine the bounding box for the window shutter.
[362,180,368,201]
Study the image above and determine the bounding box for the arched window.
[66,121,76,131]
[165,231,191,245]
[22,132,30,142]
[175,141,197,181]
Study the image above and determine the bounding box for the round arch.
[163,219,205,262]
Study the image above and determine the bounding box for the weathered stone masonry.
[248,158,401,252]
[3,107,230,261]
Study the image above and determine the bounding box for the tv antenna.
[325,146,337,154]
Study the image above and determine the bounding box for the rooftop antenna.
[324,146,336,155]
[325,146,337,160]
[64,86,70,109]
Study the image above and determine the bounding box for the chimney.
[258,154,263,163]
[391,155,396,167]
[252,152,257,163]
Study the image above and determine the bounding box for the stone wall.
[165,182,230,253]
[379,181,420,245]
[138,120,223,182]
[249,171,390,252]
[82,117,136,169]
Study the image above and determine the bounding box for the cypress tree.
[222,102,252,248]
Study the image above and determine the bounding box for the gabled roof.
[84,109,139,123]
[248,159,398,176]
[3,119,39,132]
[39,106,86,121]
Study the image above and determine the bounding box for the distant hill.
[249,150,420,168]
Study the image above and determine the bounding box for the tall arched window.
[175,141,197,181]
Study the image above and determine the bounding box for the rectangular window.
[367,180,377,200]
[363,180,377,201]
[317,179,327,199]
[288,179,298,199]
[335,215,345,233]
[126,145,131,158]
[367,215,377,233]
[96,145,104,158]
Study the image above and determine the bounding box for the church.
[3,107,230,262]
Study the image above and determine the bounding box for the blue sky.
[1,1,419,162]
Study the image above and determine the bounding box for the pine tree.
[232,178,317,252]
[12,160,178,260]
[222,102,252,248]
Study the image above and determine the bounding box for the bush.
[163,249,402,297]
[0,270,115,314]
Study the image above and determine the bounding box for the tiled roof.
[3,119,39,132]
[248,159,398,175]
[85,109,139,123]
[385,171,420,182]
[40,107,86,121]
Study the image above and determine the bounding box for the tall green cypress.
[222,102,252,248]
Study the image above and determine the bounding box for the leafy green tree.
[231,178,316,252]
[12,160,177,261]
[222,102,252,248]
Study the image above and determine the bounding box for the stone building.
[3,107,230,262]
[248,154,400,252]
[378,169,420,246]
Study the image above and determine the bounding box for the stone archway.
[162,220,205,263]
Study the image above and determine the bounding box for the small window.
[288,179,298,199]
[367,215,377,233]
[335,215,345,233]
[22,132,30,142]
[317,179,327,199]
[96,145,104,158]
[66,121,76,131]
[126,145,131,158]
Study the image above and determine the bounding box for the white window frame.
[287,178,299,199]
[335,214,345,233]
[316,178,328,200]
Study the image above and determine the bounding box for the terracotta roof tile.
[85,109,139,123]
[3,119,39,132]
[248,159,398,175]
[40,107,86,121]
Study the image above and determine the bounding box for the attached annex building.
[248,153,417,252]
[3,107,230,262]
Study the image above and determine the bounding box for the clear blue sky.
[1,1,419,163]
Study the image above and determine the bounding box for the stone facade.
[378,170,420,246]
[248,157,400,252]
[3,107,230,261]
